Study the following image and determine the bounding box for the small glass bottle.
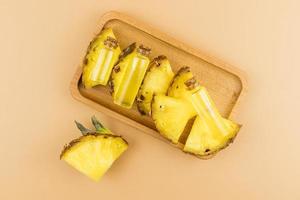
[82,30,121,88]
[113,45,151,108]
[190,87,232,134]
[88,37,120,86]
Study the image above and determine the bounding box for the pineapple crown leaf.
[74,121,94,135]
[91,116,111,134]
[91,115,104,130]
[74,116,111,135]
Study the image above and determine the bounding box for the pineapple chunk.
[151,95,195,143]
[151,67,197,143]
[60,117,128,181]
[183,86,240,156]
[137,56,174,115]
[82,28,121,88]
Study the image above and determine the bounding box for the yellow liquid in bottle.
[90,47,115,85]
[114,54,149,108]
[190,87,230,135]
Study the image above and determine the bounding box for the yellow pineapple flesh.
[151,95,195,143]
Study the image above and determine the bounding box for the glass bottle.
[113,45,151,108]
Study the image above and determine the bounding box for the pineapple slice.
[167,66,198,116]
[151,67,197,143]
[151,95,195,143]
[60,116,128,181]
[168,66,197,99]
[82,28,121,88]
[61,134,127,181]
[137,55,174,115]
[109,43,151,109]
[183,87,240,157]
[184,116,239,157]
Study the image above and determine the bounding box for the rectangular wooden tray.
[70,11,246,150]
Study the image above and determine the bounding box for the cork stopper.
[137,45,151,56]
[184,77,200,90]
[151,55,167,67]
[104,37,119,49]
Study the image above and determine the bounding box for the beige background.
[1,0,299,199]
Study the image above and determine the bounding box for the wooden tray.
[70,11,246,151]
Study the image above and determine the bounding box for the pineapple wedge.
[60,116,128,181]
[82,28,121,88]
[168,66,197,99]
[151,67,197,143]
[183,87,240,157]
[137,55,174,115]
[109,43,137,95]
[152,95,195,143]
[184,116,239,157]
[109,43,151,109]
[167,66,198,116]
